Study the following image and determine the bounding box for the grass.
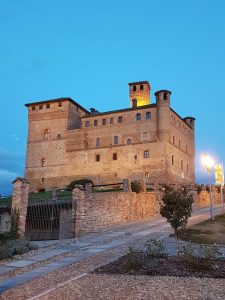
[177,213,225,245]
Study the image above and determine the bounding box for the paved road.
[0,205,224,299]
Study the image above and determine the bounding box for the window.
[134,155,137,160]
[96,137,100,147]
[41,178,44,182]
[145,172,150,178]
[132,99,137,107]
[114,136,119,144]
[41,158,46,167]
[136,113,141,121]
[85,121,90,128]
[163,93,167,100]
[140,84,144,91]
[39,105,43,110]
[32,106,35,111]
[146,112,151,119]
[181,160,183,170]
[58,102,62,107]
[127,138,132,144]
[57,133,61,140]
[172,135,175,144]
[44,129,50,140]
[172,155,174,166]
[76,107,79,112]
[110,118,114,124]
[46,104,50,109]
[102,119,106,125]
[187,164,189,173]
[113,153,117,160]
[144,150,149,158]
[133,85,136,92]
[94,120,98,127]
[96,154,100,162]
[118,116,122,123]
[142,132,148,141]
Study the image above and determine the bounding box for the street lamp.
[202,154,215,223]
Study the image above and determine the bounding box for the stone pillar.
[123,179,131,192]
[72,186,85,238]
[11,177,30,239]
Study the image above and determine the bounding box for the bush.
[196,185,203,194]
[123,247,142,271]
[145,239,167,258]
[131,181,142,193]
[0,239,36,260]
[67,179,93,190]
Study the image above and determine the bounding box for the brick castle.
[25,81,195,192]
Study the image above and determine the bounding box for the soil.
[95,253,225,278]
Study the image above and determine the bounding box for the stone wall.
[194,190,223,208]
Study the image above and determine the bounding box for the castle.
[25,81,195,192]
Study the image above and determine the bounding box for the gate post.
[12,177,30,239]
[72,185,85,238]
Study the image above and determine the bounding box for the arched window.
[136,113,141,121]
[41,158,46,167]
[44,129,50,140]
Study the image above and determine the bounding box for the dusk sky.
[0,0,225,195]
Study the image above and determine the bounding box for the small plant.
[178,244,196,261]
[123,246,141,271]
[199,244,222,261]
[131,181,142,193]
[0,240,36,260]
[145,239,167,258]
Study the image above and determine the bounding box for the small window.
[110,118,114,124]
[140,84,144,91]
[145,172,150,178]
[144,150,149,158]
[94,120,98,127]
[57,133,61,140]
[85,121,90,128]
[172,135,175,144]
[114,172,117,178]
[76,107,79,112]
[44,129,50,140]
[187,164,189,173]
[39,105,43,110]
[163,93,167,100]
[142,132,148,141]
[134,155,137,160]
[102,119,106,125]
[133,85,136,92]
[181,160,183,170]
[58,102,62,107]
[136,113,141,121]
[127,139,132,144]
[41,178,44,182]
[146,112,151,119]
[113,153,117,160]
[96,154,100,162]
[118,116,122,123]
[114,136,119,145]
[46,104,50,109]
[41,158,46,167]
[96,138,100,147]
[172,155,174,166]
[32,106,36,111]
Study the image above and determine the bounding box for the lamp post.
[202,154,215,223]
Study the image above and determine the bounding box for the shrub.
[145,239,167,258]
[123,247,142,271]
[196,185,203,194]
[67,179,93,190]
[0,240,36,260]
[131,181,142,193]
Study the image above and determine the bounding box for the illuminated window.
[94,120,98,126]
[96,154,100,162]
[145,172,150,178]
[136,113,141,121]
[144,150,149,158]
[96,138,100,147]
[85,121,90,128]
[142,132,148,141]
[110,118,114,124]
[140,84,144,91]
[127,139,132,144]
[102,119,106,125]
[41,158,46,167]
[133,85,136,92]
[118,116,122,123]
[113,153,117,160]
[114,136,119,144]
[146,112,151,119]
[44,129,50,140]
[46,104,50,109]
[32,106,35,111]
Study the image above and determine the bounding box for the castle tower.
[128,81,151,107]
[155,90,171,142]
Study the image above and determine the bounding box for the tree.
[160,185,194,251]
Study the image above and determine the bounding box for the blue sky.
[0,0,225,195]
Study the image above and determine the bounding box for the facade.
[25,81,195,192]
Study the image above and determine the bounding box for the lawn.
[177,213,225,245]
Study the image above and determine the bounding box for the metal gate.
[25,190,73,240]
